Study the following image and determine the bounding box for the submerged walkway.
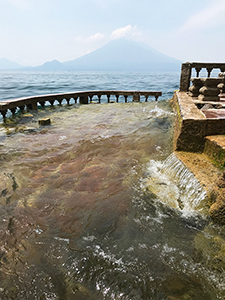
[0,90,162,121]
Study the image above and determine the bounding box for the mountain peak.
[34,59,66,71]
[0,58,22,70]
[63,39,181,71]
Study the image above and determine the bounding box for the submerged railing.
[0,90,162,121]
[179,62,225,92]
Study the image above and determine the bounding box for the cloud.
[74,33,105,43]
[74,25,141,47]
[88,33,105,41]
[178,0,225,33]
[110,25,141,40]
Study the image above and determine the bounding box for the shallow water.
[0,100,225,300]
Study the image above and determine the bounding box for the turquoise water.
[0,72,225,299]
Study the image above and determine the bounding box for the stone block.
[38,118,51,126]
[205,119,225,136]
[198,94,220,102]
[199,86,219,96]
[201,78,223,87]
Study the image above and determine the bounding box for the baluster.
[19,105,25,112]
[132,93,140,102]
[206,67,213,78]
[57,99,62,106]
[116,95,119,102]
[155,95,159,101]
[79,95,88,104]
[98,95,101,103]
[10,108,16,115]
[145,95,149,102]
[195,67,202,77]
[89,95,93,103]
[124,95,128,103]
[27,102,37,110]
[74,97,78,104]
[107,95,110,103]
[39,101,45,108]
[65,98,70,105]
[49,100,55,106]
[1,110,7,121]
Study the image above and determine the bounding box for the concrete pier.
[172,62,225,223]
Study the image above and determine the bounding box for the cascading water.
[143,153,208,214]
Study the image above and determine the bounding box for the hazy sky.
[0,0,225,66]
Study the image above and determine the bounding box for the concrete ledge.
[171,91,225,152]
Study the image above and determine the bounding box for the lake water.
[0,71,180,102]
[0,71,225,300]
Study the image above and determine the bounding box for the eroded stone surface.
[209,171,225,224]
[171,91,225,152]
[204,135,225,169]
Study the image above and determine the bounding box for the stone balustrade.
[0,90,162,121]
[198,78,224,101]
[189,77,225,101]
[179,62,225,92]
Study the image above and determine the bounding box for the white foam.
[143,153,208,215]
[147,105,174,118]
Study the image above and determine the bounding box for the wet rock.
[18,113,34,124]
[0,172,18,203]
[5,127,16,135]
[38,117,51,126]
[209,193,225,224]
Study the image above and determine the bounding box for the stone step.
[204,135,225,169]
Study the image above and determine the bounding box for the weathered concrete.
[189,78,203,97]
[171,91,225,152]
[209,171,225,224]
[38,117,51,126]
[171,91,207,152]
[204,135,225,169]
[198,78,223,101]
[179,62,225,92]
[171,88,225,224]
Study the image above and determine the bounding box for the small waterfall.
[143,153,208,215]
